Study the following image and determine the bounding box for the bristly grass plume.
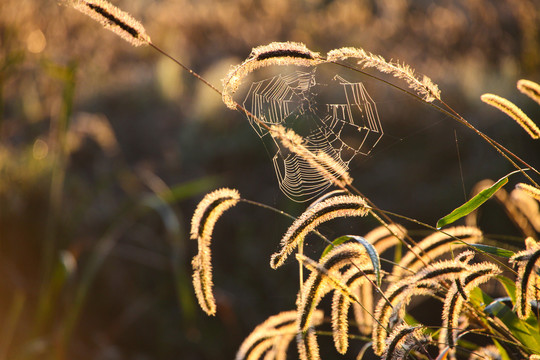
[190,188,240,315]
[270,194,369,269]
[66,0,151,46]
[517,79,540,106]
[517,182,540,201]
[327,47,441,102]
[481,93,540,139]
[63,1,540,359]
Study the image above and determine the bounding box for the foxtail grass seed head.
[326,47,369,62]
[296,253,362,332]
[190,188,240,315]
[383,325,429,360]
[331,283,351,354]
[327,47,441,102]
[190,188,241,242]
[311,151,353,187]
[272,333,297,360]
[296,255,331,333]
[269,125,352,189]
[517,79,540,106]
[440,285,464,351]
[191,256,215,316]
[295,245,372,333]
[364,224,407,255]
[269,125,307,154]
[373,259,470,355]
[350,225,404,337]
[510,187,540,233]
[268,125,353,194]
[236,310,309,360]
[270,194,369,269]
[296,327,321,360]
[353,281,375,335]
[468,345,502,360]
[393,226,483,279]
[319,242,372,273]
[244,337,283,360]
[249,42,320,62]
[331,267,375,354]
[372,281,439,356]
[460,262,500,290]
[66,0,151,46]
[222,42,323,109]
[525,237,539,250]
[510,247,540,319]
[481,93,540,139]
[441,263,500,352]
[516,183,540,202]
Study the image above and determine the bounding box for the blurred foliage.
[0,0,539,359]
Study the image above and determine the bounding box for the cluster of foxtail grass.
[190,186,538,359]
[64,1,540,359]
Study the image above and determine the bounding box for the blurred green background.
[1,0,539,359]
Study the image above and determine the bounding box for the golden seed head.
[481,93,540,139]
[67,0,151,47]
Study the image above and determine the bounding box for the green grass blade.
[497,275,540,331]
[436,170,521,229]
[492,339,512,360]
[321,236,349,258]
[497,275,517,304]
[469,287,540,355]
[468,244,515,258]
[482,295,540,353]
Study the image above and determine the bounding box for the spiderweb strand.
[243,70,383,202]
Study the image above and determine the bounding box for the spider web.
[243,69,383,202]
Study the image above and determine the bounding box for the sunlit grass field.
[1,0,539,359]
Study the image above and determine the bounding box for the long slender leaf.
[497,275,517,304]
[477,289,540,353]
[497,275,540,330]
[436,170,521,229]
[492,339,512,360]
[468,244,515,258]
[321,237,349,258]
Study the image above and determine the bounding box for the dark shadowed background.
[1,0,539,359]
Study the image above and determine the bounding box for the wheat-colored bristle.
[268,125,352,189]
[327,47,441,102]
[296,253,362,332]
[469,345,502,360]
[236,310,301,360]
[393,226,483,279]
[190,188,240,241]
[222,42,323,110]
[382,325,428,360]
[331,267,375,354]
[67,0,151,46]
[481,93,540,139]
[296,243,374,334]
[510,246,540,319]
[296,327,319,360]
[440,262,499,353]
[190,188,240,315]
[270,193,369,269]
[364,224,407,255]
[517,79,540,106]
[373,259,472,355]
[516,183,540,202]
